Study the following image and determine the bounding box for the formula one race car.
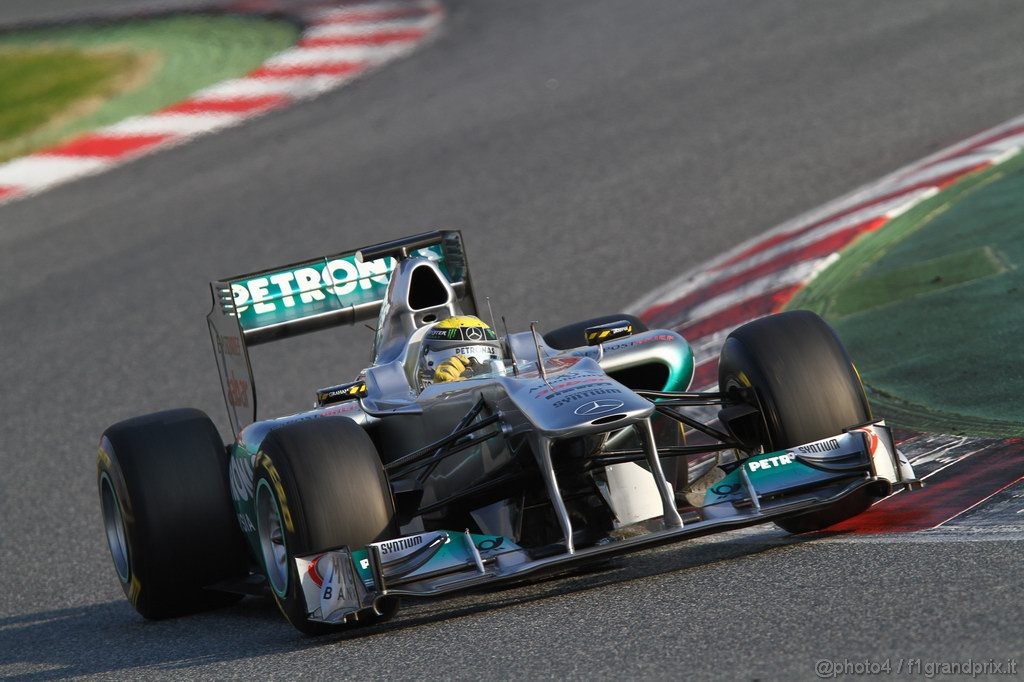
[97,231,919,634]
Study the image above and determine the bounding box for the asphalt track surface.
[1,1,1022,679]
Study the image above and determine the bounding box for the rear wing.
[207,231,475,436]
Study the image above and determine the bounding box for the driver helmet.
[418,316,502,388]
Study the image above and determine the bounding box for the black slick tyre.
[717,310,874,533]
[252,417,400,635]
[97,408,248,619]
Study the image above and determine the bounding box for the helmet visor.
[424,344,502,368]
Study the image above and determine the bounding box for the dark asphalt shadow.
[0,532,802,677]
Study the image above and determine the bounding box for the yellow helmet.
[433,315,492,331]
[419,316,502,387]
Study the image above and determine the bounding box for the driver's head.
[419,316,502,387]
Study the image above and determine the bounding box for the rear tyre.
[97,409,248,619]
[717,311,874,533]
[544,314,647,350]
[253,417,400,635]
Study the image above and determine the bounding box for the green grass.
[788,151,1024,437]
[0,15,299,162]
[0,46,145,159]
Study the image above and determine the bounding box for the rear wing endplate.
[207,231,474,436]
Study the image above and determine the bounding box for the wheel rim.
[99,473,130,583]
[256,479,289,597]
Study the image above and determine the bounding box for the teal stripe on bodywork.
[230,245,446,332]
[703,449,857,506]
[350,532,516,587]
[663,337,695,391]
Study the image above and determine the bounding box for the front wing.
[296,422,919,625]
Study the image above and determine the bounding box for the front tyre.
[253,417,400,635]
[717,311,874,533]
[97,409,248,619]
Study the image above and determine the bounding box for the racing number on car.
[710,483,741,497]
[476,537,504,552]
[228,377,250,408]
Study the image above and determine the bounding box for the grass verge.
[0,46,151,158]
[0,14,299,162]
[788,151,1024,437]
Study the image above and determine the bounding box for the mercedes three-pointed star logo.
[465,327,484,341]
[574,399,625,416]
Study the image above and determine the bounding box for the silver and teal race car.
[97,230,919,634]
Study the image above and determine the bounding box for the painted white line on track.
[304,17,437,39]
[0,157,109,189]
[711,190,930,280]
[681,255,836,327]
[307,0,437,22]
[102,113,241,136]
[629,116,1024,315]
[902,435,974,468]
[980,132,1024,155]
[887,155,990,189]
[262,43,411,67]
[934,475,1024,529]
[193,77,322,99]
[917,146,1017,173]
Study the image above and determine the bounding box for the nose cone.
[504,359,654,437]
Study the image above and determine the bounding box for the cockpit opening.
[409,265,450,311]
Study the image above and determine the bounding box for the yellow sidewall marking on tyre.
[96,445,112,470]
[257,452,295,533]
[127,574,142,607]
